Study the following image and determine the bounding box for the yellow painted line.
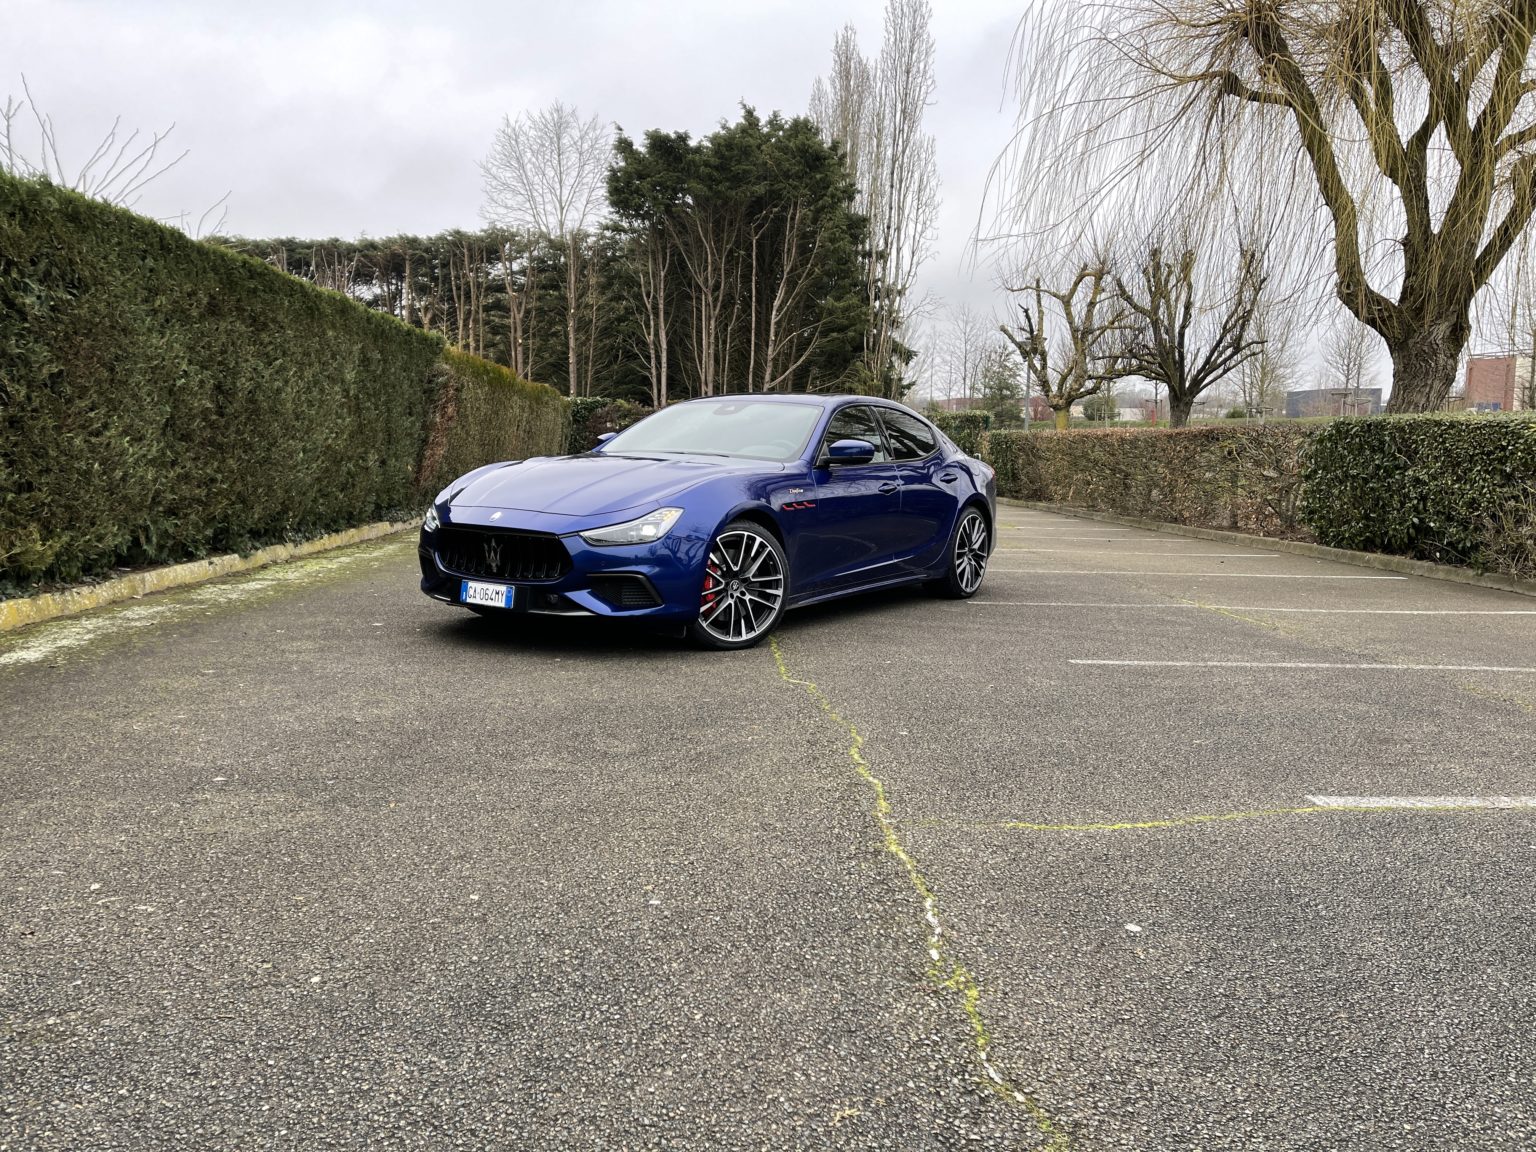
[0,520,417,634]
[770,636,1070,1149]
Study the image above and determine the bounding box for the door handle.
[938,472,959,483]
[878,481,899,494]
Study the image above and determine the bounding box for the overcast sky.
[6,0,1024,315]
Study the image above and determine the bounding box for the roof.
[676,392,913,410]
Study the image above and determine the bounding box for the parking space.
[3,506,1533,1149]
[774,505,1536,1149]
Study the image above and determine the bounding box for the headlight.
[423,504,441,532]
[578,507,683,547]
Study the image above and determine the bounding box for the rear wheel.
[927,506,990,599]
[687,520,788,650]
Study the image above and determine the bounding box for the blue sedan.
[419,395,996,649]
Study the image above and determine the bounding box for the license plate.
[461,580,516,609]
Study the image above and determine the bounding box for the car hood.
[446,453,785,518]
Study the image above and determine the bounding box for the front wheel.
[687,520,789,650]
[927,506,990,599]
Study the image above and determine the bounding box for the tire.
[687,520,789,650]
[927,505,990,599]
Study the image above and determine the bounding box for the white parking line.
[1308,795,1536,809]
[965,602,1536,614]
[1071,659,1536,672]
[989,556,1277,565]
[987,570,1409,579]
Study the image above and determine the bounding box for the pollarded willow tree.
[996,0,1536,412]
[1115,243,1271,426]
[999,260,1137,428]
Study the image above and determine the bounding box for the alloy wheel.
[954,511,989,594]
[698,530,786,645]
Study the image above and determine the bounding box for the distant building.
[1464,353,1534,411]
[1285,386,1384,418]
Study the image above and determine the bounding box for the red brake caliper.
[702,560,722,612]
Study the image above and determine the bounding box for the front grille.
[435,526,571,583]
[589,574,662,611]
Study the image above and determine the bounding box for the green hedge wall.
[982,416,1536,578]
[982,424,1319,538]
[419,349,568,495]
[0,174,565,589]
[564,397,652,455]
[1302,415,1536,574]
[932,410,992,457]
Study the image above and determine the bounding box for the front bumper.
[418,520,706,621]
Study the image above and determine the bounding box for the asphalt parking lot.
[3,505,1534,1150]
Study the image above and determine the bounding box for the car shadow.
[426,583,932,658]
[773,583,931,635]
[430,611,687,658]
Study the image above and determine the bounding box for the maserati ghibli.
[418,395,995,649]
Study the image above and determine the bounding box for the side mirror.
[826,438,876,466]
[594,432,618,450]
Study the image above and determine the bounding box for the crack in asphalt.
[769,635,1071,1151]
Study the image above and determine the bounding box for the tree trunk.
[1384,319,1467,413]
[565,238,581,397]
[1168,393,1193,427]
[1053,406,1070,430]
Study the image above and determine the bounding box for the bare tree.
[2,76,188,209]
[1234,303,1298,417]
[810,25,873,190]
[631,227,674,407]
[1482,236,1536,409]
[811,0,939,395]
[932,303,991,404]
[996,0,1536,413]
[1322,316,1382,401]
[1114,244,1269,427]
[999,259,1135,429]
[481,102,611,396]
[489,231,537,379]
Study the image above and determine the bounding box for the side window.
[878,408,938,461]
[820,405,890,462]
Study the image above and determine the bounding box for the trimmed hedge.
[983,424,1318,538]
[564,397,615,454]
[933,410,992,457]
[420,349,568,494]
[1302,414,1536,573]
[565,397,652,454]
[0,173,564,588]
[982,416,1536,578]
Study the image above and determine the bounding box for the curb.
[0,519,418,634]
[1000,498,1536,601]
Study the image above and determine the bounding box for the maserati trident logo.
[483,538,503,570]
[490,511,503,521]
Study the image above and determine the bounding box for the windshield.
[601,399,823,462]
